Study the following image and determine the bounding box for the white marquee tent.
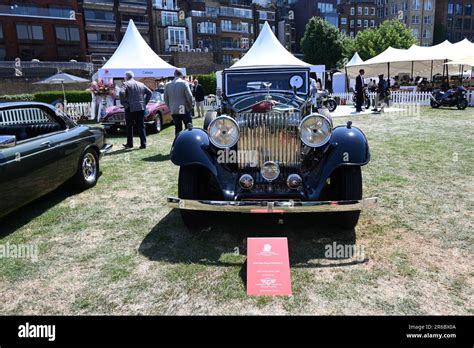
[344,52,364,77]
[347,39,474,78]
[98,20,183,79]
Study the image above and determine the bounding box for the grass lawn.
[0,106,472,315]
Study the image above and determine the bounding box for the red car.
[101,91,172,134]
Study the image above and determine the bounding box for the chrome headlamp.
[208,116,240,148]
[299,113,332,147]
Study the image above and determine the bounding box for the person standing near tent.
[192,79,205,118]
[120,71,152,149]
[164,69,193,137]
[355,69,365,112]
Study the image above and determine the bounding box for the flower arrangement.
[88,80,115,97]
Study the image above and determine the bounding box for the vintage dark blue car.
[0,102,112,218]
[167,23,377,230]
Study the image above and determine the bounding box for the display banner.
[247,237,292,296]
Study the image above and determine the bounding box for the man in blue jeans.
[120,71,152,149]
[164,69,193,138]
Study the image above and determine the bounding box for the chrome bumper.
[167,197,378,213]
[100,144,113,157]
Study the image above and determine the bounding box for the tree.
[355,19,418,60]
[300,17,348,69]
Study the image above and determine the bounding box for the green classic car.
[0,102,112,218]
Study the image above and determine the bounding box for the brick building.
[78,0,151,68]
[0,0,87,61]
[434,0,474,43]
[338,0,377,38]
[378,0,436,46]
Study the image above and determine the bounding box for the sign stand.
[246,237,292,296]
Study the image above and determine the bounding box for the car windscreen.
[225,70,308,96]
[150,91,163,103]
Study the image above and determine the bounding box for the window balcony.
[220,24,249,33]
[82,0,114,10]
[158,18,186,27]
[0,4,76,20]
[219,7,253,19]
[221,41,247,50]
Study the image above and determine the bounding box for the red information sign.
[246,237,292,296]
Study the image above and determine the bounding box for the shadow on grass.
[0,185,81,239]
[142,153,171,162]
[139,209,367,269]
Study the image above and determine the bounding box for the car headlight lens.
[299,113,332,147]
[208,116,240,148]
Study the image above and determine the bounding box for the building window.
[455,18,462,29]
[357,7,362,15]
[391,4,397,15]
[364,20,368,27]
[166,27,186,46]
[317,3,334,13]
[341,17,347,25]
[465,4,472,15]
[87,32,116,42]
[370,19,375,27]
[161,11,178,26]
[84,10,114,21]
[424,0,432,11]
[370,8,375,15]
[221,20,231,31]
[447,3,454,14]
[412,0,420,10]
[350,31,354,37]
[357,19,362,27]
[412,28,419,38]
[423,15,432,24]
[0,47,5,61]
[154,0,176,10]
[55,26,80,42]
[412,15,420,24]
[223,54,233,64]
[350,7,355,15]
[422,29,431,38]
[16,24,44,41]
[350,19,354,28]
[364,7,369,15]
[341,28,346,34]
[240,37,249,49]
[455,4,463,15]
[197,21,216,34]
[464,18,471,29]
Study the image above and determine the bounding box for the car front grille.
[106,113,125,122]
[235,112,301,169]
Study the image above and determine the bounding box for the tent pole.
[430,60,433,82]
[387,62,390,82]
[62,82,66,106]
[345,67,349,92]
[411,61,414,80]
[446,60,449,88]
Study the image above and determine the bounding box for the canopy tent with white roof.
[227,22,326,86]
[98,20,184,79]
[344,52,364,77]
[228,22,312,70]
[347,39,474,80]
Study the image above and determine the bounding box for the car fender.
[170,128,218,177]
[306,125,370,199]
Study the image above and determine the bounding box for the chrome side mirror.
[0,135,17,148]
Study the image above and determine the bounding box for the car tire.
[178,166,210,232]
[327,99,337,112]
[148,114,162,134]
[430,100,440,108]
[329,166,362,230]
[72,148,99,190]
[457,99,468,110]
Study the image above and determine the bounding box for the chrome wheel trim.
[82,152,97,183]
[156,116,161,132]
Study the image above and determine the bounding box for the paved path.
[330,105,402,118]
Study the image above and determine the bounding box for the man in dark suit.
[192,79,205,118]
[355,69,365,112]
[120,71,152,149]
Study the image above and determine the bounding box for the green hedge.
[0,94,34,101]
[193,73,216,96]
[33,90,92,103]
